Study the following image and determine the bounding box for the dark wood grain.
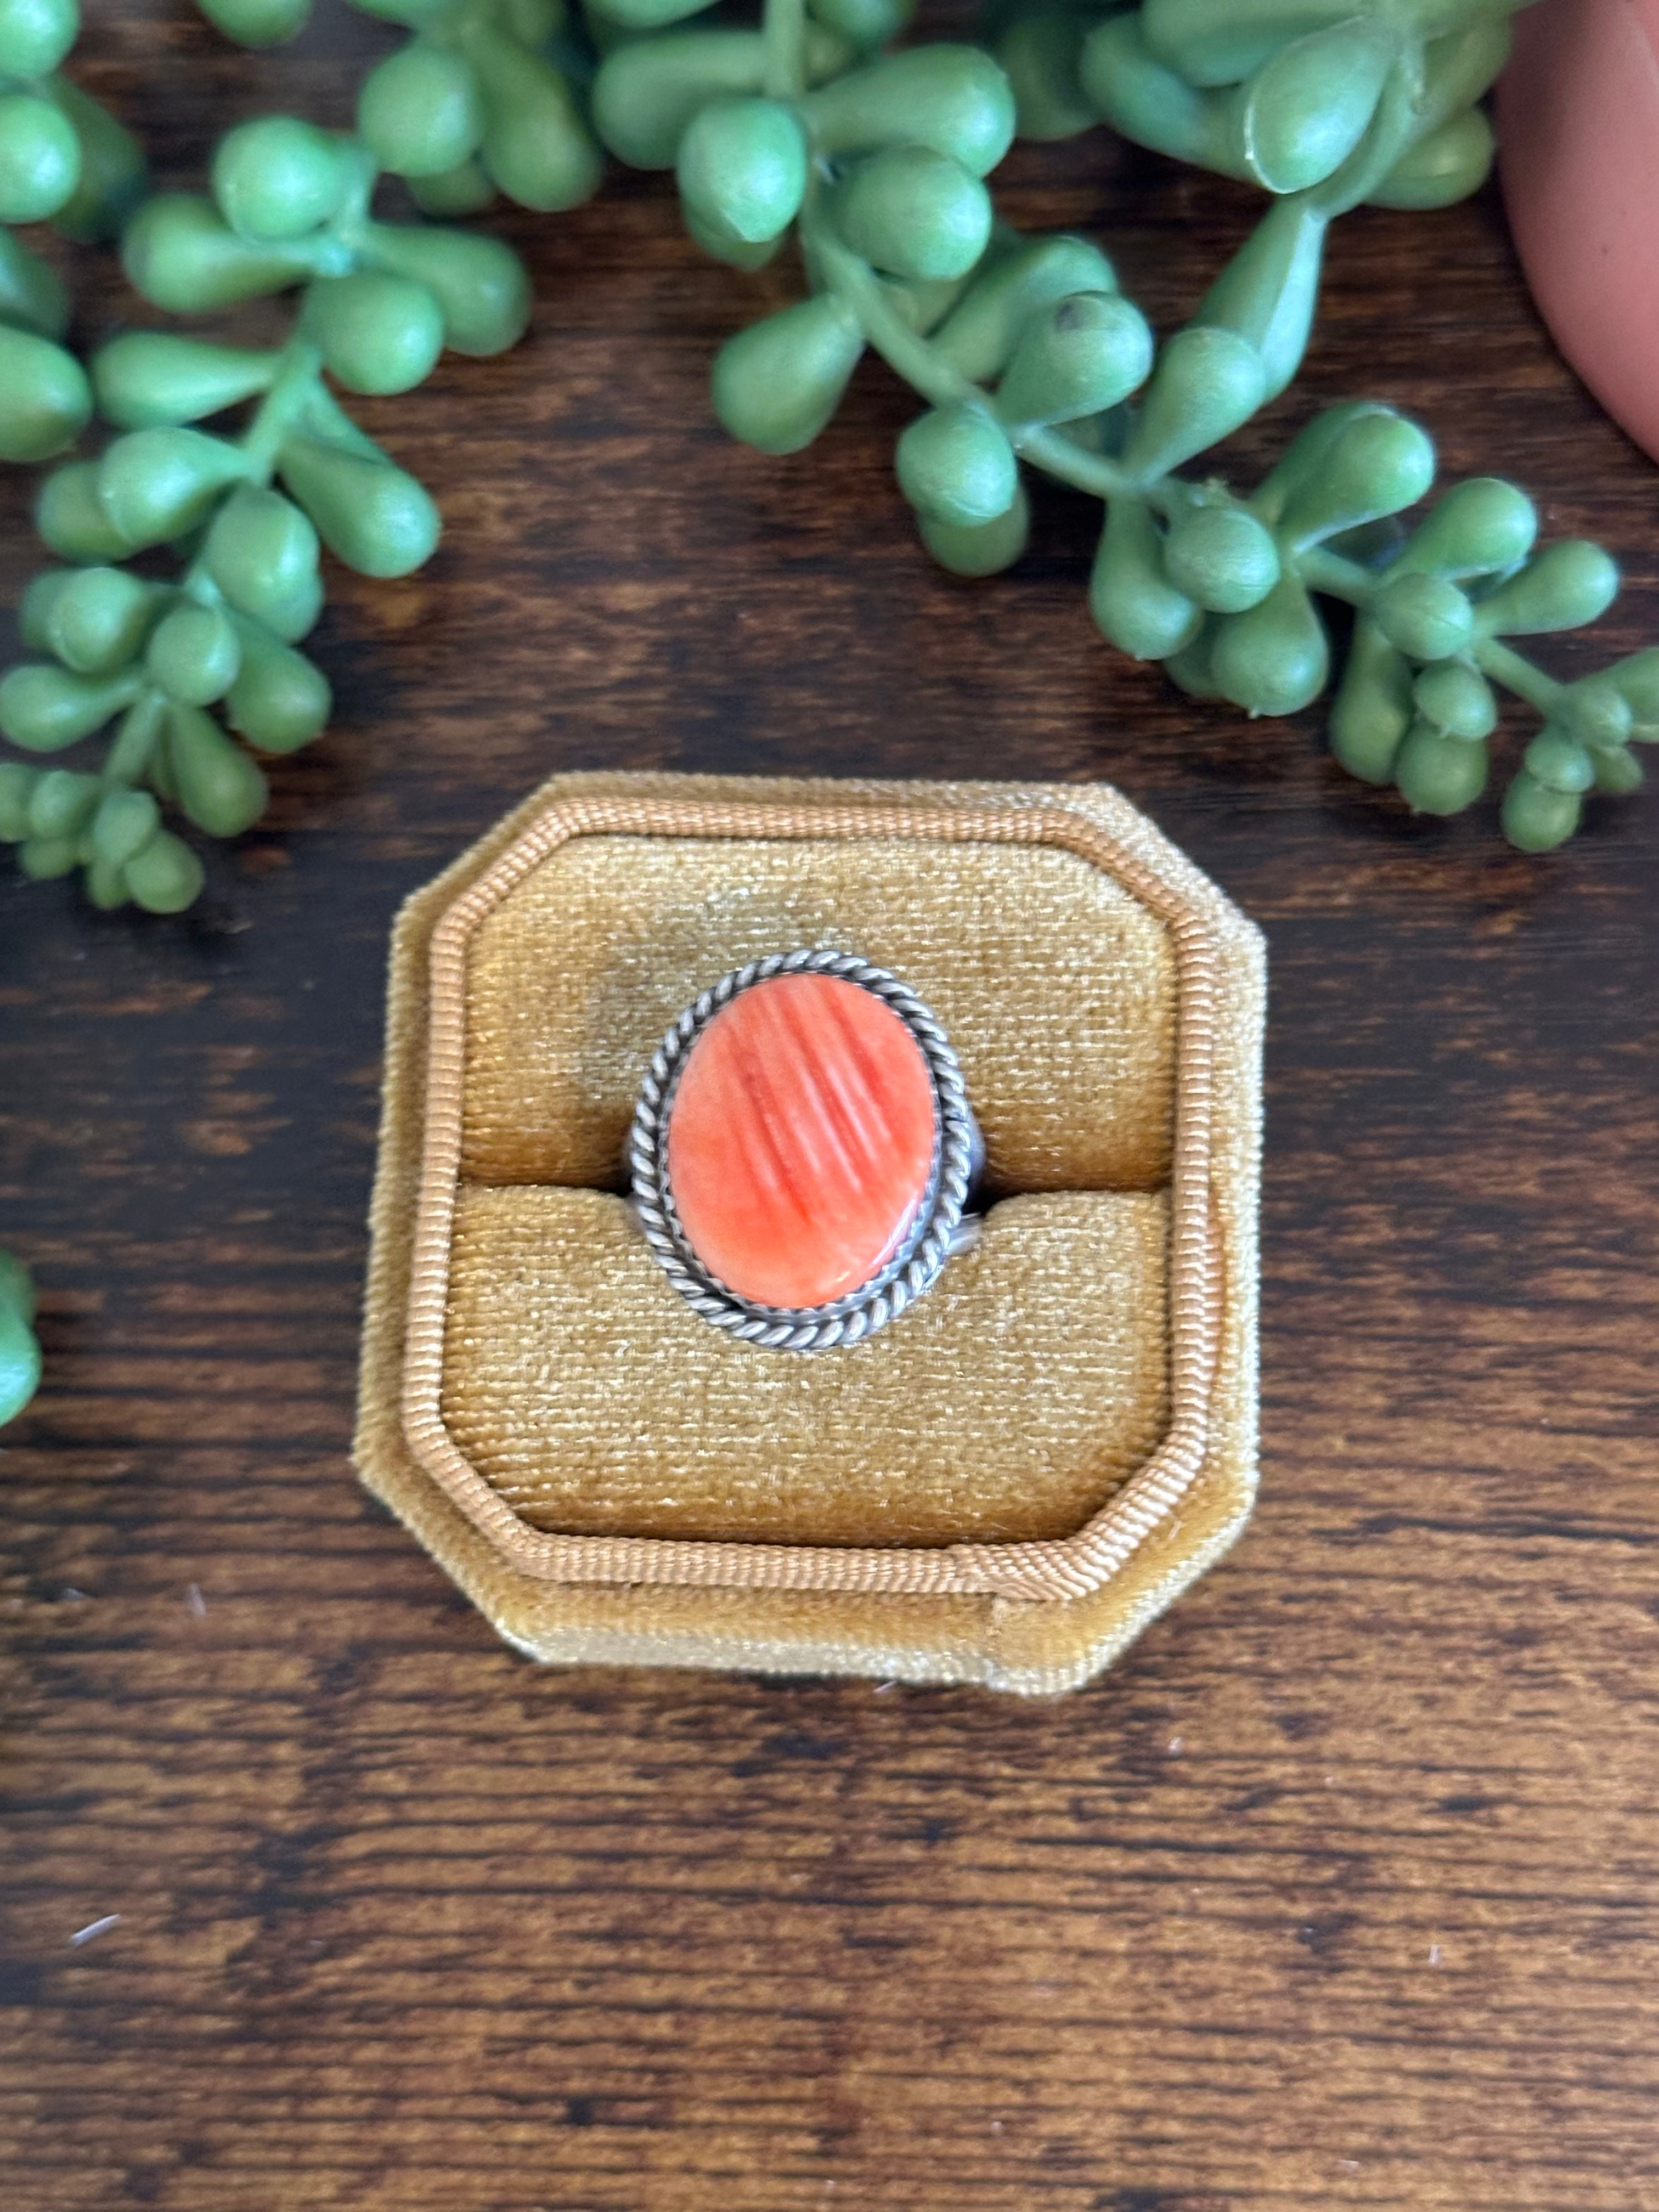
[3,8,1658,2208]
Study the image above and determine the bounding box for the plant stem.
[800,210,974,407]
[761,0,808,103]
[1470,637,1567,718]
[1297,545,1383,605]
[800,204,1157,506]
[108,335,326,786]
[101,693,164,787]
[236,335,325,479]
[173,335,320,628]
[1300,546,1568,715]
[1022,422,1143,507]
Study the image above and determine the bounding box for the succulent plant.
[0,113,533,907]
[588,0,1651,847]
[2,0,1650,911]
[0,0,144,462]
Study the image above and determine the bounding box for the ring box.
[354,772,1265,1694]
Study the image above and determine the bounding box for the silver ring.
[628,949,983,1352]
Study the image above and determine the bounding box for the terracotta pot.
[1498,0,1659,464]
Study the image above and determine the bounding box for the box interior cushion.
[442,1187,1171,1547]
[459,833,1177,1195]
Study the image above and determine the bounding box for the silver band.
[629,949,982,1352]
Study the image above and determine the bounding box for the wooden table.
[4,10,1657,2208]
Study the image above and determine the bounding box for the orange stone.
[665,972,939,1310]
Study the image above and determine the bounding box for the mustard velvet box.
[354,771,1265,1695]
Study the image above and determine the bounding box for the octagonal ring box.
[354,772,1265,1695]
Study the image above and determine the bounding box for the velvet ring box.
[354,772,1265,1695]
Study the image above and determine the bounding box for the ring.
[629,950,984,1351]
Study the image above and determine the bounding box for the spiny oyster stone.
[665,972,938,1310]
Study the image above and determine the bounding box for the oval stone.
[665,972,939,1311]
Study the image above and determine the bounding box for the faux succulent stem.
[761,0,809,103]
[99,691,165,785]
[804,204,1149,502]
[803,209,967,407]
[1470,639,1569,721]
[198,337,320,522]
[1300,546,1571,719]
[88,336,328,785]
